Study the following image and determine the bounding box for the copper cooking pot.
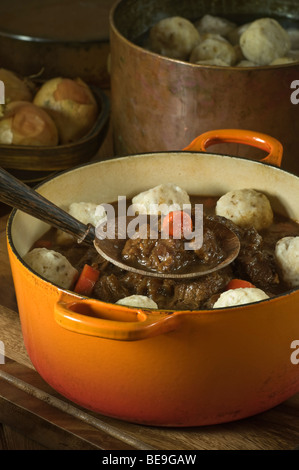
[110,0,299,175]
[6,130,299,426]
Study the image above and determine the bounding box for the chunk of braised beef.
[194,220,226,264]
[169,268,232,310]
[93,273,130,303]
[53,243,91,268]
[59,244,108,273]
[120,271,175,309]
[235,250,279,289]
[234,226,279,288]
[207,215,279,289]
[122,235,198,273]
[206,214,244,238]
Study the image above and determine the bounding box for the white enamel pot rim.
[7,147,299,311]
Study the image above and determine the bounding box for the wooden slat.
[0,214,18,312]
[0,358,153,450]
[0,305,32,369]
[0,423,50,450]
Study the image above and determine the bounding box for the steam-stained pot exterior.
[6,130,299,426]
[110,0,299,175]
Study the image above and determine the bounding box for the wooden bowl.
[0,86,110,177]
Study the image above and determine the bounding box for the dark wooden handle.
[0,167,95,245]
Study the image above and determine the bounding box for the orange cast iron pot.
[6,129,299,427]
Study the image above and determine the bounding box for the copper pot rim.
[109,0,299,71]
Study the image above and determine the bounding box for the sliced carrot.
[225,279,255,290]
[74,264,100,296]
[162,211,193,238]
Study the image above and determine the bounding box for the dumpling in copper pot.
[270,56,297,65]
[195,14,236,38]
[240,18,291,65]
[227,23,252,45]
[149,16,201,61]
[190,35,237,65]
[0,101,58,146]
[33,77,98,144]
[237,60,258,67]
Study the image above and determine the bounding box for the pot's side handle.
[54,297,183,341]
[183,129,283,167]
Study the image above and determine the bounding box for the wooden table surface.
[1,126,299,451]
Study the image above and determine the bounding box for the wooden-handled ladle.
[0,167,240,279]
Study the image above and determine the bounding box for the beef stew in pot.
[23,185,299,310]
